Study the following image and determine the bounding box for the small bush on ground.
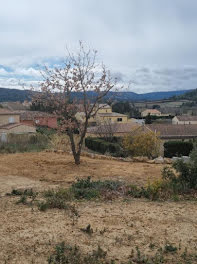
[127,143,197,201]
[38,188,74,211]
[7,188,37,197]
[162,144,197,195]
[71,176,124,200]
[123,130,161,159]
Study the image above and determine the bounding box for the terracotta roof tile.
[20,111,55,121]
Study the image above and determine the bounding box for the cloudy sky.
[0,0,197,93]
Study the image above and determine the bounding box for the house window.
[8,117,15,123]
[117,118,122,122]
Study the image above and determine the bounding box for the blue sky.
[0,0,197,93]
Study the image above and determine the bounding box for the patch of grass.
[127,185,147,198]
[71,176,124,200]
[7,188,38,206]
[43,188,74,201]
[164,242,177,253]
[37,201,49,212]
[38,188,74,211]
[16,195,27,205]
[48,243,108,264]
[48,242,197,264]
[37,196,70,211]
[7,188,36,197]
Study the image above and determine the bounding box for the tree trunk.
[74,152,81,165]
[68,120,88,165]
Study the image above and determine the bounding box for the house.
[96,112,128,124]
[0,109,20,125]
[91,104,128,124]
[141,109,161,117]
[20,111,58,129]
[0,123,36,141]
[76,104,128,125]
[172,115,197,125]
[87,123,141,137]
[0,109,36,142]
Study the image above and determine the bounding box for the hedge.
[164,141,193,158]
[85,137,121,155]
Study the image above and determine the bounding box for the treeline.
[172,88,197,101]
[112,102,141,118]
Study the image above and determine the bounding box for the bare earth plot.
[0,152,164,186]
[0,152,196,263]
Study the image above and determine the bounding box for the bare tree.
[96,119,118,141]
[33,42,116,164]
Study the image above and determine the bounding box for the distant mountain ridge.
[0,88,31,103]
[0,87,193,103]
[173,88,197,101]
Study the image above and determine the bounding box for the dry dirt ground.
[0,152,197,263]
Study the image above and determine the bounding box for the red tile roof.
[20,111,56,121]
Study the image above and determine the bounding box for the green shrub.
[85,137,124,156]
[164,141,193,158]
[7,188,36,197]
[71,177,124,200]
[127,181,169,201]
[37,197,69,211]
[48,243,108,264]
[36,126,57,137]
[43,188,73,201]
[38,188,74,211]
[162,146,197,193]
[48,242,197,264]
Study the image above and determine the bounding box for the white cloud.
[0,0,197,92]
[14,67,41,78]
[0,68,9,75]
